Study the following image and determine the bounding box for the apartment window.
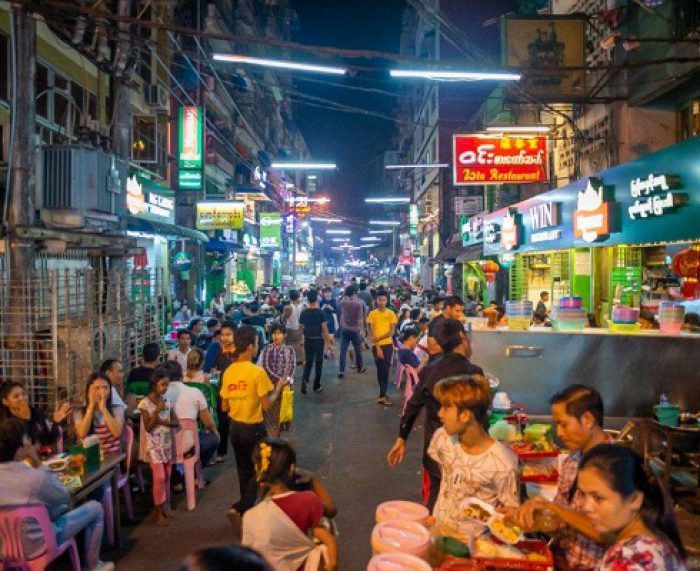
[71,82,85,117]
[132,115,158,163]
[0,33,7,102]
[36,63,49,119]
[88,92,97,121]
[678,99,700,141]
[53,73,69,129]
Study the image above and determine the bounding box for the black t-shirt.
[242,314,267,328]
[428,314,445,338]
[299,308,326,339]
[126,365,155,385]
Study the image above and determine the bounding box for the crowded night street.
[3,0,700,570]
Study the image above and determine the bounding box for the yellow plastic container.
[609,322,641,334]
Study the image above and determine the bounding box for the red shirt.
[272,491,323,533]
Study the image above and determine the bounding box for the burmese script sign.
[453,135,548,186]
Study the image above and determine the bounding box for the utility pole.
[7,5,37,381]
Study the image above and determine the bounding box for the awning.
[134,175,173,196]
[435,233,463,262]
[456,244,484,263]
[125,215,209,243]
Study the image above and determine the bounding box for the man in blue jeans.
[337,285,367,378]
[0,418,113,571]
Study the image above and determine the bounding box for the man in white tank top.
[283,290,303,365]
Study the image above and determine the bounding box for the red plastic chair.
[173,418,204,511]
[402,366,420,414]
[0,504,81,571]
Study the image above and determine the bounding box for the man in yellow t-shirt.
[220,326,286,513]
[367,290,398,407]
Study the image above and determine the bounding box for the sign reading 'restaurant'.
[453,134,548,186]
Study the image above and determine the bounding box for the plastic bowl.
[551,318,587,332]
[376,501,430,526]
[609,322,641,333]
[559,296,582,308]
[659,322,683,335]
[367,553,432,571]
[611,306,639,324]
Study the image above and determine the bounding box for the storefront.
[125,174,208,304]
[481,135,700,323]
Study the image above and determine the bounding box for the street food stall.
[464,136,700,418]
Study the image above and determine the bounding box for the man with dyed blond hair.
[429,374,518,535]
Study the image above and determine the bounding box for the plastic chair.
[392,340,403,386]
[0,504,81,571]
[184,381,219,426]
[126,381,150,398]
[402,366,420,414]
[173,418,204,511]
[102,424,134,546]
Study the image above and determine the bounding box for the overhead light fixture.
[364,197,411,204]
[360,244,376,248]
[369,220,400,226]
[271,162,337,170]
[310,216,342,223]
[285,183,295,189]
[308,175,317,180]
[385,163,449,170]
[361,237,381,241]
[390,69,521,81]
[485,126,550,133]
[369,229,393,234]
[213,54,347,75]
[326,229,351,235]
[331,238,349,242]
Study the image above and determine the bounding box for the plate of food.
[459,497,495,525]
[489,517,524,545]
[44,457,69,473]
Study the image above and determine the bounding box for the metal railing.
[0,264,166,410]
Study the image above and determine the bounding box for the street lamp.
[213,54,347,75]
[384,163,449,169]
[485,126,550,133]
[365,197,411,204]
[272,162,337,169]
[390,69,521,81]
[369,220,400,226]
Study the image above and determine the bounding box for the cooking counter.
[469,328,700,417]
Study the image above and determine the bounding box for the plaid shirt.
[552,451,607,570]
[259,343,296,382]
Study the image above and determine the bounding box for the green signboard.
[260,213,282,248]
[409,204,418,237]
[178,106,203,170]
[178,170,202,190]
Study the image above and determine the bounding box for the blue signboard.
[482,136,700,256]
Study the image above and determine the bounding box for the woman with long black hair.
[577,444,687,570]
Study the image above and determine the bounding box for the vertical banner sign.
[178,106,203,189]
[409,204,418,237]
[260,213,282,248]
[453,134,548,186]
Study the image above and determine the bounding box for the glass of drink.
[532,508,559,533]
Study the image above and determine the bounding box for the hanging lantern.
[672,248,700,298]
[480,260,500,283]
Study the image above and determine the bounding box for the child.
[429,374,518,536]
[184,348,209,384]
[398,329,421,369]
[139,365,179,526]
[242,438,338,571]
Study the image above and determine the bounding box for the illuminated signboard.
[178,106,203,169]
[409,204,418,237]
[529,202,561,243]
[573,178,611,243]
[178,170,202,190]
[500,210,520,251]
[126,175,174,223]
[196,202,244,230]
[260,213,282,248]
[453,134,548,186]
[628,173,687,220]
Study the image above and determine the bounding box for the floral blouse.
[598,536,687,571]
[138,397,172,464]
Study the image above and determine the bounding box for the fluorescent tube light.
[485,126,550,133]
[310,217,342,223]
[361,237,381,241]
[365,197,411,204]
[326,229,351,235]
[272,163,337,170]
[213,54,346,75]
[368,229,393,234]
[384,163,449,169]
[369,220,400,226]
[390,69,521,81]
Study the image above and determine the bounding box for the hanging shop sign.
[454,196,484,216]
[409,204,419,237]
[283,214,296,234]
[196,201,245,230]
[126,176,175,223]
[178,170,202,190]
[172,251,193,272]
[453,134,548,186]
[260,213,282,248]
[529,201,561,243]
[178,106,203,170]
[573,178,611,243]
[627,173,688,220]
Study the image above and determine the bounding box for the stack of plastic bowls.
[506,300,533,330]
[371,520,431,559]
[610,305,640,333]
[658,302,685,335]
[551,297,587,332]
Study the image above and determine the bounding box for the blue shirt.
[398,348,420,369]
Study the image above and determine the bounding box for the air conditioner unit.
[41,146,125,229]
[146,84,169,111]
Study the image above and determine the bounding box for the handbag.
[279,385,294,424]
